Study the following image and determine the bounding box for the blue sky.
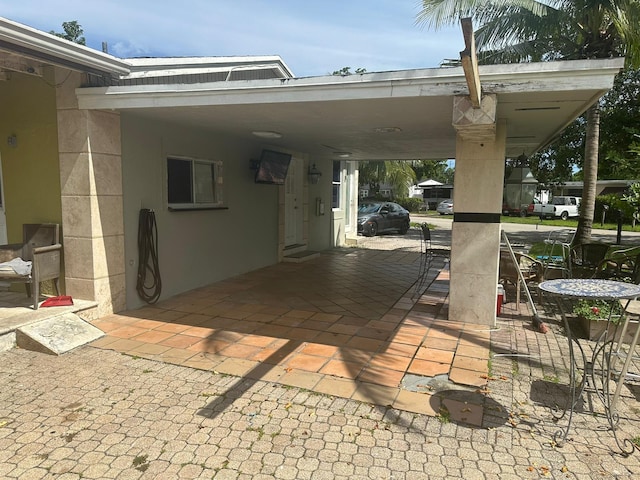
[3,0,463,77]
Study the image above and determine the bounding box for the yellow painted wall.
[0,70,62,243]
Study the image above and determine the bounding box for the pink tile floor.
[90,248,510,425]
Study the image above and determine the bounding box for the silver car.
[436,199,453,215]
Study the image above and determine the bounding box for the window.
[380,189,391,198]
[167,156,224,210]
[332,161,341,209]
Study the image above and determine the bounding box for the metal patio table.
[539,278,640,455]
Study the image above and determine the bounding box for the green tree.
[50,21,86,45]
[599,67,640,179]
[331,67,367,75]
[412,159,455,184]
[359,160,416,199]
[385,161,417,198]
[529,118,584,188]
[623,181,640,226]
[359,161,385,196]
[532,67,640,183]
[417,0,640,244]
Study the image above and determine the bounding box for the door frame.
[0,153,7,245]
[284,157,304,247]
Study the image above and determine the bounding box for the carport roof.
[77,57,624,161]
[0,17,625,162]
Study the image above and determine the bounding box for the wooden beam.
[0,52,42,77]
[460,17,482,108]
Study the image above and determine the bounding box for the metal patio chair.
[0,223,62,309]
[499,249,544,309]
[569,242,611,279]
[414,223,450,296]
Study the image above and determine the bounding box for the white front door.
[284,157,303,247]
[0,154,7,244]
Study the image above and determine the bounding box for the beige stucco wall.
[121,113,304,309]
[56,69,125,317]
[306,158,332,250]
[0,70,62,237]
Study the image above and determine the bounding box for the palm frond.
[610,0,640,66]
[416,0,554,30]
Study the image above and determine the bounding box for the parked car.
[506,196,581,219]
[531,198,556,219]
[357,201,410,237]
[436,199,454,215]
[502,201,535,217]
[550,196,581,220]
[502,198,556,218]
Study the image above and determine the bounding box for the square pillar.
[449,95,505,326]
[56,69,126,318]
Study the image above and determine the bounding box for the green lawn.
[503,215,640,233]
[415,211,640,233]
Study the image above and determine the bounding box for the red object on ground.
[41,296,74,307]
[496,284,505,316]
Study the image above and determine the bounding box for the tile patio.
[87,245,509,426]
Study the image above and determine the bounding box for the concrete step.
[14,313,104,355]
[282,250,320,263]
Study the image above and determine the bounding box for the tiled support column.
[55,70,126,318]
[449,94,505,326]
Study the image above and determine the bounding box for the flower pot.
[577,316,635,344]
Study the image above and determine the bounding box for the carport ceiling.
[77,58,624,162]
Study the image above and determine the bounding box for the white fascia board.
[124,63,290,80]
[77,66,468,109]
[480,58,624,93]
[479,58,624,80]
[126,55,294,77]
[76,58,623,110]
[0,16,130,76]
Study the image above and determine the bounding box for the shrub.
[595,194,633,223]
[396,197,425,212]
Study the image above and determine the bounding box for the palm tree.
[359,160,417,199]
[385,161,418,198]
[417,0,640,244]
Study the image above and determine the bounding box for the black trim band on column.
[453,213,502,223]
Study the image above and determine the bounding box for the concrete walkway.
[2,306,639,478]
[1,228,639,478]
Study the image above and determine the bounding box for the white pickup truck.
[529,198,555,219]
[541,196,581,220]
[504,196,581,219]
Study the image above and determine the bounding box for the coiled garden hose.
[136,209,162,304]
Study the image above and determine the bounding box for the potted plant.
[572,299,631,342]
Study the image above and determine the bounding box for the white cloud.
[3,0,463,75]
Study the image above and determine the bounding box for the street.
[413,214,640,247]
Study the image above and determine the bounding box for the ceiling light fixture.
[514,107,561,111]
[374,126,402,133]
[334,152,351,158]
[252,130,283,139]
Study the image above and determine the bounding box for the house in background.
[0,16,624,326]
[551,179,637,197]
[417,179,454,210]
[359,183,394,199]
